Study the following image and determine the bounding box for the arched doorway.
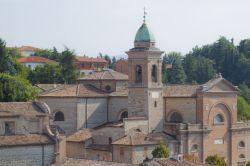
[119,110,128,121]
[168,111,183,123]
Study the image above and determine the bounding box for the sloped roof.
[201,74,239,92]
[0,134,54,146]
[17,56,57,64]
[36,84,65,92]
[67,129,92,142]
[39,84,109,97]
[78,70,128,81]
[74,56,107,63]
[0,102,48,117]
[17,46,39,52]
[163,85,199,97]
[135,23,155,42]
[112,132,157,146]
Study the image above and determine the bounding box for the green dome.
[134,23,155,42]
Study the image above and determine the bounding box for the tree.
[238,39,250,59]
[27,64,63,84]
[111,56,117,69]
[0,39,17,75]
[0,73,38,102]
[183,55,216,84]
[205,155,227,166]
[152,142,170,158]
[237,96,250,120]
[59,48,77,84]
[239,83,250,104]
[104,54,112,68]
[163,52,186,84]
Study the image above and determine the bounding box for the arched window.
[169,112,183,123]
[191,144,198,153]
[151,65,157,82]
[135,65,142,83]
[120,111,128,120]
[239,141,245,148]
[54,111,65,121]
[239,154,245,159]
[214,114,224,124]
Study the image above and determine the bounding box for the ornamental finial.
[143,7,147,23]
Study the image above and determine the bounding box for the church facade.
[39,19,250,166]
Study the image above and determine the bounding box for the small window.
[151,65,157,82]
[54,111,65,121]
[4,122,15,135]
[105,85,111,91]
[239,141,245,148]
[135,65,142,83]
[81,63,85,68]
[88,63,92,68]
[154,101,157,108]
[120,147,124,156]
[109,137,112,144]
[214,114,224,124]
[239,154,245,159]
[191,144,198,153]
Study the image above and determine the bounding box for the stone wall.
[164,97,197,123]
[108,97,128,122]
[0,145,54,166]
[113,145,132,164]
[39,97,78,135]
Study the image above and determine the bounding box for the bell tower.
[126,12,164,132]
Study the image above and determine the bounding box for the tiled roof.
[39,84,109,97]
[94,121,124,129]
[75,56,107,63]
[0,102,47,117]
[78,70,128,81]
[17,46,39,51]
[109,88,128,96]
[51,158,133,166]
[0,134,54,146]
[67,129,92,142]
[39,85,78,97]
[36,84,65,92]
[163,85,199,97]
[17,56,57,64]
[112,132,157,146]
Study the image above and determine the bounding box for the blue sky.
[1,0,250,57]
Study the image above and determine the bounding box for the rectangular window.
[214,138,223,144]
[154,101,157,108]
[120,147,124,156]
[4,122,15,135]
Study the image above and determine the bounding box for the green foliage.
[6,47,21,59]
[152,142,170,158]
[34,47,60,61]
[163,52,186,84]
[28,64,63,84]
[0,73,38,102]
[59,48,77,84]
[205,155,228,166]
[239,83,250,103]
[183,55,216,84]
[237,96,250,120]
[0,39,17,75]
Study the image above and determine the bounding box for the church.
[39,17,250,166]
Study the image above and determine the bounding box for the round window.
[105,85,111,91]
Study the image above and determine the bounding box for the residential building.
[114,59,128,75]
[17,56,58,70]
[17,46,39,56]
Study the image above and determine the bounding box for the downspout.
[107,97,109,122]
[85,98,88,128]
[42,144,45,166]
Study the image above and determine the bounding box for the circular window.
[105,85,111,91]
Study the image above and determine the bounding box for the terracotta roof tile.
[163,85,199,97]
[0,134,54,146]
[67,128,92,142]
[17,46,39,51]
[112,132,157,146]
[77,84,109,97]
[78,70,128,81]
[17,56,57,64]
[40,85,78,97]
[75,56,107,63]
[0,102,47,117]
[36,84,65,92]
